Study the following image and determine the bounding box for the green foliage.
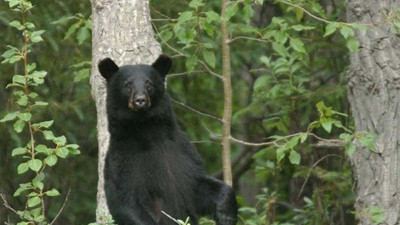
[1,0,80,223]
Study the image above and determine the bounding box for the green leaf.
[32,180,44,190]
[31,30,45,43]
[46,188,60,197]
[225,3,238,21]
[205,11,221,23]
[345,142,356,157]
[294,7,304,21]
[35,145,50,154]
[34,101,48,106]
[346,38,360,52]
[272,43,289,56]
[51,15,76,24]
[321,118,333,133]
[45,155,57,166]
[189,0,204,8]
[77,26,90,45]
[17,163,29,174]
[12,75,25,84]
[371,215,385,223]
[324,22,340,37]
[290,38,306,53]
[56,147,69,158]
[291,25,315,31]
[54,135,67,146]
[27,196,41,207]
[300,133,307,143]
[17,95,28,106]
[25,22,35,29]
[289,151,301,165]
[73,68,90,82]
[260,56,270,67]
[9,20,23,30]
[13,183,31,196]
[28,159,42,172]
[12,147,27,156]
[0,111,19,122]
[13,120,25,133]
[18,112,31,122]
[340,26,354,39]
[64,22,81,40]
[185,55,197,73]
[276,145,288,162]
[42,130,55,140]
[202,49,216,68]
[177,11,193,25]
[160,30,173,42]
[32,120,54,129]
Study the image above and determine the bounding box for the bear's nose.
[134,94,147,107]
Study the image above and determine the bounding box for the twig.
[170,97,223,122]
[230,136,279,147]
[0,194,19,216]
[167,70,205,78]
[297,154,343,199]
[49,187,71,225]
[151,22,185,57]
[150,6,173,20]
[161,211,180,225]
[151,18,178,22]
[229,36,271,44]
[198,60,223,79]
[279,0,372,26]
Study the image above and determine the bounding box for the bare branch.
[167,70,205,78]
[161,211,180,225]
[49,188,71,225]
[170,97,223,122]
[151,22,185,57]
[278,0,371,26]
[0,194,19,216]
[230,136,279,147]
[198,60,223,79]
[297,154,343,199]
[229,36,271,44]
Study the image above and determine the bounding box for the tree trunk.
[347,1,400,224]
[90,0,161,222]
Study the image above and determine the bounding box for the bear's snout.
[128,93,150,110]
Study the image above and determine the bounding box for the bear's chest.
[107,139,195,194]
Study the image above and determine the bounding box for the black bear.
[98,55,237,225]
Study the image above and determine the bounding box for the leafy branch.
[0,0,80,224]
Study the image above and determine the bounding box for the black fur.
[99,55,237,225]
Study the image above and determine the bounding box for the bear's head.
[98,55,172,112]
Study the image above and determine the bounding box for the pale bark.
[347,1,400,224]
[221,0,233,187]
[90,0,161,222]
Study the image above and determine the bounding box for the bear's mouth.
[128,98,151,111]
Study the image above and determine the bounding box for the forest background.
[1,0,399,224]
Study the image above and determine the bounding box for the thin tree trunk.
[90,0,161,222]
[347,1,400,224]
[220,0,233,187]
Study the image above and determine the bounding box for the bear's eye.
[145,82,153,92]
[125,82,133,93]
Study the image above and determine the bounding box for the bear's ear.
[152,54,172,77]
[98,58,119,80]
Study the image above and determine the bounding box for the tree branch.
[49,188,71,225]
[297,154,343,198]
[170,97,223,122]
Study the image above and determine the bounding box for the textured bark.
[90,0,161,222]
[221,0,233,187]
[347,1,400,224]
